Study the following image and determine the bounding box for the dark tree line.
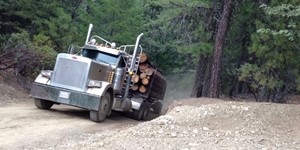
[0,0,299,102]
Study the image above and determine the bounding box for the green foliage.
[0,32,35,76]
[84,0,143,45]
[142,0,214,73]
[32,34,57,69]
[239,2,300,102]
[0,0,78,51]
[219,0,261,95]
[0,31,57,78]
[0,0,149,77]
[239,63,284,90]
[1,0,214,75]
[3,31,33,51]
[262,3,300,17]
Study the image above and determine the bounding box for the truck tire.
[142,103,150,120]
[152,101,162,114]
[133,102,150,121]
[34,98,54,110]
[90,92,111,122]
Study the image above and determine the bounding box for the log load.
[139,85,147,93]
[131,74,140,83]
[138,63,148,72]
[131,84,139,91]
[129,52,167,100]
[145,68,154,76]
[139,72,147,79]
[142,78,149,85]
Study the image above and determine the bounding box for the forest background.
[0,0,299,103]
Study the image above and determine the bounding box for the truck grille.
[51,57,89,91]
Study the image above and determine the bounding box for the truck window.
[118,56,127,68]
[81,49,98,59]
[81,49,118,65]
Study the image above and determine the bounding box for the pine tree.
[209,0,233,98]
[239,2,300,102]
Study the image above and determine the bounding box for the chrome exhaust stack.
[121,33,144,111]
[123,33,144,101]
[85,24,93,45]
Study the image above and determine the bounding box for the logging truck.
[30,24,167,122]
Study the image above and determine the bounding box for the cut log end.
[145,67,154,76]
[131,74,139,83]
[140,72,147,79]
[131,84,139,91]
[142,78,149,85]
[139,85,147,93]
[139,63,149,73]
[139,53,148,63]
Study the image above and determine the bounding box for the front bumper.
[30,82,100,111]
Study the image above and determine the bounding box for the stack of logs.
[130,53,155,94]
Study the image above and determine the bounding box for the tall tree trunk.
[191,55,209,97]
[209,0,233,98]
[203,58,212,97]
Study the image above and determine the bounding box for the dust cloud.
[163,71,195,105]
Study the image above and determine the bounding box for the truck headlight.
[41,70,53,78]
[88,80,102,88]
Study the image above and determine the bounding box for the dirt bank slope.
[0,73,30,105]
[78,99,300,150]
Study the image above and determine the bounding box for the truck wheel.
[141,103,150,120]
[152,101,162,114]
[90,92,111,122]
[133,102,150,121]
[34,98,54,110]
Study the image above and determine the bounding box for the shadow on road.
[48,104,160,123]
[48,104,141,123]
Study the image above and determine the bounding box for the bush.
[0,32,57,79]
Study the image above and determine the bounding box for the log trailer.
[30,24,167,122]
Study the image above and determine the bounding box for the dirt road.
[0,102,138,150]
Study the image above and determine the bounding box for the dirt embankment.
[54,98,298,150]
[0,72,30,106]
[0,83,29,105]
[99,100,300,150]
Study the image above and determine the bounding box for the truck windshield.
[81,49,118,65]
